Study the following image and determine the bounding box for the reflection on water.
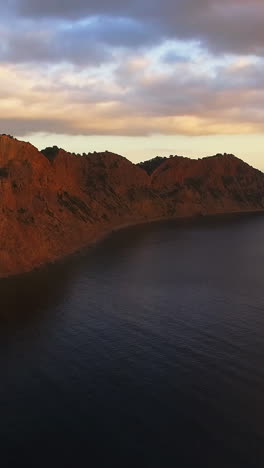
[1,213,264,468]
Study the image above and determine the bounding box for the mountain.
[0,134,263,277]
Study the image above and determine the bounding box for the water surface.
[1,214,264,467]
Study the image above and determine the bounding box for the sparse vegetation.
[222,175,235,187]
[185,177,204,192]
[0,134,15,139]
[137,156,167,175]
[41,146,60,162]
[0,167,9,178]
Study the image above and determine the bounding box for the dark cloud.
[11,0,264,56]
[0,16,160,65]
[0,29,111,65]
[15,0,129,19]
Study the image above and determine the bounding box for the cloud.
[1,57,264,138]
[12,0,264,56]
[1,1,263,67]
[0,28,111,66]
[0,16,160,66]
[0,0,263,141]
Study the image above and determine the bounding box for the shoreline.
[3,208,264,281]
[1,135,264,281]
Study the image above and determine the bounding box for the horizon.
[3,133,263,172]
[0,1,264,171]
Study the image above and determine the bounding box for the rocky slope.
[0,135,263,277]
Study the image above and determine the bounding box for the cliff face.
[0,135,263,277]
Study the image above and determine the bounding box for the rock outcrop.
[0,135,263,277]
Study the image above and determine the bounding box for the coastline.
[4,208,264,280]
[1,135,264,280]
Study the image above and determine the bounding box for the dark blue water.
[1,214,264,468]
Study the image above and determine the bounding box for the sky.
[0,0,264,169]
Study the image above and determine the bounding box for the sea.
[1,214,264,467]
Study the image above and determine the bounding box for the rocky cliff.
[0,135,263,277]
